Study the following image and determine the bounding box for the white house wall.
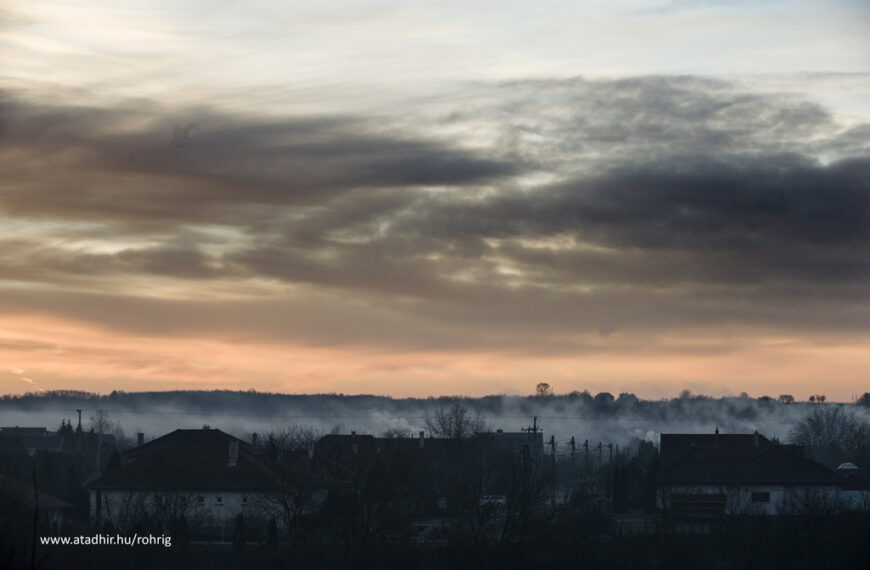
[90,490,271,532]
[661,485,844,516]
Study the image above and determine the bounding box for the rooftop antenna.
[522,416,540,436]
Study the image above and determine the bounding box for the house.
[0,426,64,456]
[835,462,870,511]
[86,428,282,538]
[0,475,74,531]
[659,431,845,518]
[475,429,544,460]
[312,429,546,514]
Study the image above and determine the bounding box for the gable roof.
[125,428,252,459]
[662,432,843,487]
[88,447,281,492]
[661,433,776,464]
[89,428,278,492]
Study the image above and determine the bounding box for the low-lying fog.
[4,391,867,450]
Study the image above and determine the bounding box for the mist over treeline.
[4,389,870,451]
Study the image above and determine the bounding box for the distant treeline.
[4,389,870,465]
[5,387,869,408]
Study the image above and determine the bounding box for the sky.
[1,0,869,400]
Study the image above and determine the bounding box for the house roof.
[662,433,843,487]
[661,433,776,464]
[0,476,73,511]
[90,428,278,492]
[125,428,252,459]
[88,447,281,492]
[0,427,49,438]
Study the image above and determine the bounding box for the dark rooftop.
[90,428,277,492]
[125,428,252,459]
[662,432,843,487]
[88,447,280,492]
[0,476,73,511]
[0,427,50,438]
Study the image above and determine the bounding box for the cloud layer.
[1,75,869,396]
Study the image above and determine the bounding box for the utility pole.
[76,409,82,431]
[569,436,576,473]
[609,443,613,463]
[549,435,556,508]
[598,442,603,468]
[522,444,530,527]
[522,444,530,483]
[522,417,540,435]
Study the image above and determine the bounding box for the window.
[751,491,770,503]
[216,496,223,506]
[197,496,204,505]
[242,496,248,504]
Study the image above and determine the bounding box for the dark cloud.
[407,154,870,277]
[1,76,869,351]
[0,93,514,225]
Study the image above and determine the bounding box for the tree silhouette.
[535,382,553,398]
[425,402,486,439]
[790,406,870,468]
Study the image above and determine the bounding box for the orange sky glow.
[2,315,868,401]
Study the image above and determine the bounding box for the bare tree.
[257,424,324,547]
[381,426,413,438]
[263,425,322,464]
[425,402,486,439]
[535,382,553,398]
[89,410,113,473]
[790,406,870,467]
[791,406,866,449]
[778,486,842,516]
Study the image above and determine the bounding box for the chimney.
[228,440,239,467]
[137,433,144,447]
[251,432,258,447]
[419,430,425,449]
